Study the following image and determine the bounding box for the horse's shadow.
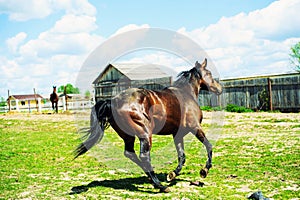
[69,173,193,194]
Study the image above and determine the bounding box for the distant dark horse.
[50,86,58,113]
[74,59,223,192]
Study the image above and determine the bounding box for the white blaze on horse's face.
[197,59,223,95]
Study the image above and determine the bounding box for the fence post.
[246,88,250,108]
[33,88,38,112]
[37,98,42,112]
[8,90,11,112]
[64,86,68,111]
[62,96,66,111]
[267,78,273,111]
[28,100,31,113]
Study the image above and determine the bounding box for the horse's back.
[110,87,184,136]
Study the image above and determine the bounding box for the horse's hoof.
[159,186,170,193]
[167,171,176,182]
[200,168,208,178]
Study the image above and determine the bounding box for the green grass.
[0,112,299,199]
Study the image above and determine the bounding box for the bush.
[201,106,223,111]
[201,104,253,113]
[225,104,253,113]
[201,106,213,111]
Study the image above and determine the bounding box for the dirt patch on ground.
[0,111,90,122]
[2,110,299,123]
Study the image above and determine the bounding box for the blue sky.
[0,0,299,98]
[92,0,275,36]
[1,0,275,40]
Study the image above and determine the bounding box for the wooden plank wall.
[198,73,300,112]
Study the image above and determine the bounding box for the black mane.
[174,67,202,87]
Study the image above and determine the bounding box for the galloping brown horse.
[74,59,222,192]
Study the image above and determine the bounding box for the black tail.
[74,100,111,159]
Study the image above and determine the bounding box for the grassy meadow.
[0,111,299,199]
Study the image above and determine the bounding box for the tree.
[0,97,6,107]
[84,90,91,99]
[57,83,80,94]
[290,41,300,72]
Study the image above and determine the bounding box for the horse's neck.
[180,83,200,100]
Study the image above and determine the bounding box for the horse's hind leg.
[193,126,212,178]
[123,136,169,192]
[123,136,145,170]
[139,137,170,193]
[167,134,186,182]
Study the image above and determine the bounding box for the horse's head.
[196,59,223,95]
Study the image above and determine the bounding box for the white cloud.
[111,24,150,38]
[1,0,98,98]
[0,57,20,79]
[117,50,188,73]
[6,32,27,54]
[18,12,104,59]
[177,0,300,78]
[0,1,103,97]
[19,31,103,59]
[0,0,53,21]
[246,0,300,39]
[82,24,151,69]
[0,48,94,97]
[0,0,96,21]
[52,14,97,33]
[65,0,96,16]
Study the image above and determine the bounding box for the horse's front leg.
[167,134,186,182]
[55,102,58,113]
[193,126,212,178]
[139,137,170,193]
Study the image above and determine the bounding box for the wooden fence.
[0,99,93,113]
[2,73,299,113]
[199,73,300,112]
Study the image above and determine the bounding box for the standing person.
[50,86,59,113]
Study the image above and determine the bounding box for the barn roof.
[93,63,171,84]
[10,94,43,100]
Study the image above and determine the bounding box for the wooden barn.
[199,72,300,112]
[93,63,172,101]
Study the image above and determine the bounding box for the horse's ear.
[201,58,207,69]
